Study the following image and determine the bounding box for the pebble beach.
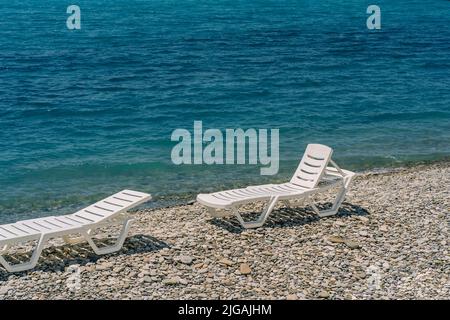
[0,162,448,300]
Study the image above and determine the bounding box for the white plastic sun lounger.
[0,189,151,272]
[197,144,355,229]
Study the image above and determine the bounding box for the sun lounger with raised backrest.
[197,144,355,229]
[0,189,151,272]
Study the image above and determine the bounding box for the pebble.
[0,286,10,295]
[219,258,234,266]
[358,216,370,223]
[162,278,179,285]
[239,263,252,275]
[96,262,113,271]
[344,240,361,249]
[113,266,125,273]
[178,255,193,265]
[328,235,345,243]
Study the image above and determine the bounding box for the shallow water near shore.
[1,0,449,222]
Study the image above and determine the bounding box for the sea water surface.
[1,0,449,222]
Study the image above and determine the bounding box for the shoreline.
[0,160,448,299]
[1,157,449,223]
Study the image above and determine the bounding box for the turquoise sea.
[1,0,449,222]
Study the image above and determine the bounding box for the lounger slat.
[0,218,59,238]
[249,184,292,195]
[236,189,270,197]
[241,188,267,196]
[73,213,96,223]
[267,185,290,192]
[234,189,261,197]
[303,159,323,168]
[112,194,138,203]
[42,219,64,229]
[299,175,315,181]
[262,185,290,193]
[10,225,31,235]
[299,168,320,176]
[94,203,117,213]
[31,221,54,231]
[265,187,294,194]
[222,191,241,199]
[72,210,106,223]
[200,194,230,206]
[221,191,237,199]
[290,182,311,189]
[248,186,277,194]
[0,223,41,240]
[306,154,325,161]
[99,195,133,209]
[228,189,263,199]
[52,216,80,226]
[64,215,90,225]
[40,219,65,230]
[228,190,252,199]
[120,190,148,199]
[290,144,333,189]
[283,183,307,191]
[212,194,232,202]
[103,200,125,208]
[20,222,42,233]
[278,184,303,192]
[0,226,20,237]
[109,196,134,206]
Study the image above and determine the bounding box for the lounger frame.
[198,144,355,229]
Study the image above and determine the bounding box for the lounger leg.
[0,244,9,255]
[312,176,353,218]
[232,196,279,229]
[0,234,48,273]
[82,218,134,255]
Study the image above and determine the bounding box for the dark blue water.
[1,0,449,222]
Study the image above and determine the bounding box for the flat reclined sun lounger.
[0,189,151,272]
[197,144,355,229]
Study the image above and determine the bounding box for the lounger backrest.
[290,144,333,189]
[70,190,151,224]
